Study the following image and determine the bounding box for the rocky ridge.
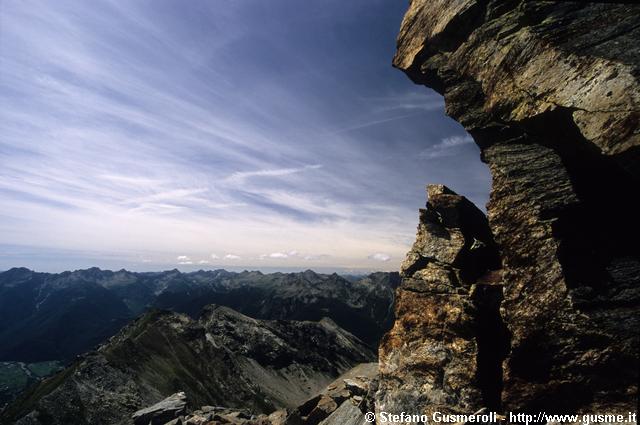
[384,0,639,416]
[2,306,374,425]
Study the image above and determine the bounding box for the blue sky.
[0,0,490,273]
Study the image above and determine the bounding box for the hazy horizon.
[0,0,491,272]
[1,263,394,277]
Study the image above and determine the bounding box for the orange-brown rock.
[377,185,507,422]
[390,0,640,414]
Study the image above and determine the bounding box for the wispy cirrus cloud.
[328,111,426,135]
[0,0,490,272]
[224,164,322,184]
[419,135,474,160]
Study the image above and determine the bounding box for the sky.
[0,0,491,273]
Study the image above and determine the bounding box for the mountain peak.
[4,267,32,274]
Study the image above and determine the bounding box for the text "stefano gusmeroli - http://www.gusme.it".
[366,410,638,424]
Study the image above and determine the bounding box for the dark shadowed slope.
[0,268,398,363]
[2,306,374,425]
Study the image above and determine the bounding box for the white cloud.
[198,259,209,264]
[177,255,190,261]
[178,261,193,265]
[368,253,391,262]
[225,164,322,184]
[0,1,490,273]
[99,174,165,187]
[224,254,241,260]
[419,135,474,159]
[257,251,331,262]
[125,188,208,206]
[303,254,330,261]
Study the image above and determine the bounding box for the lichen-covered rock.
[377,186,507,422]
[400,184,500,284]
[393,0,639,413]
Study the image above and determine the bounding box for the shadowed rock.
[377,185,508,421]
[391,0,639,413]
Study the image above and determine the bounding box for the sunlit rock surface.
[377,185,507,421]
[388,0,639,414]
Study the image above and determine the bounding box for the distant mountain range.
[0,267,399,363]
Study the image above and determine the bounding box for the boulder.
[132,392,187,425]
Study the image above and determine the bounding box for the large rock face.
[377,185,507,419]
[389,0,639,414]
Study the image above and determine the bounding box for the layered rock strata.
[389,0,640,414]
[377,185,508,420]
